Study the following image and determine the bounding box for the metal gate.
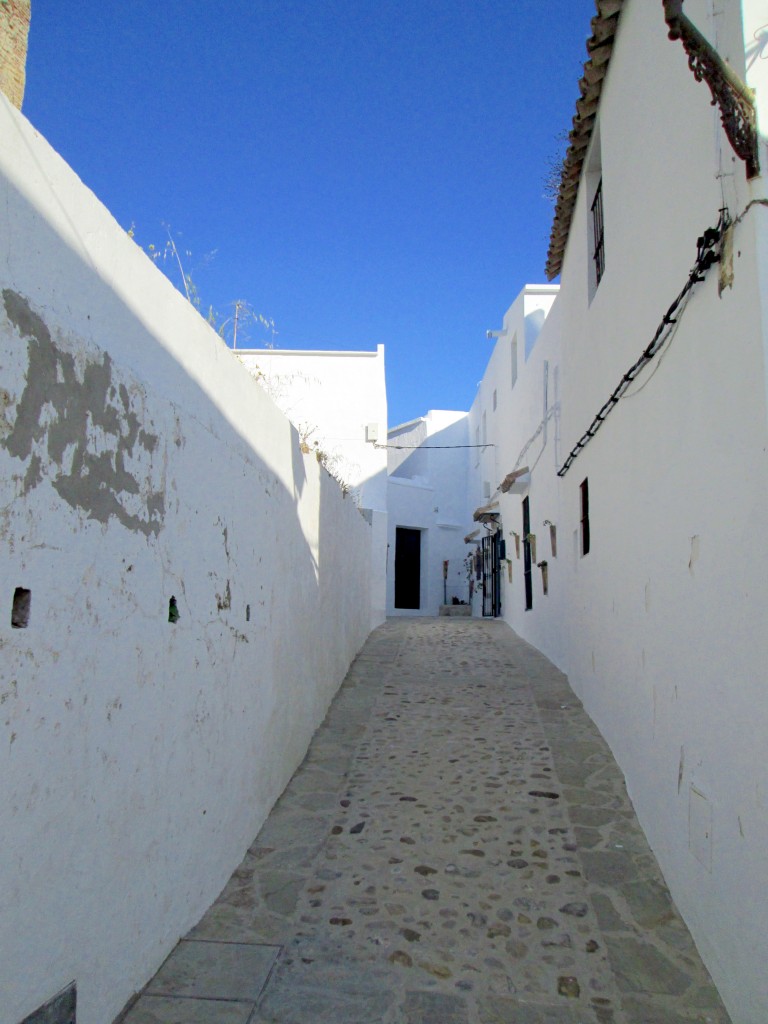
[481,531,502,617]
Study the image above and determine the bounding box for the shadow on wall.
[0,166,371,1024]
[388,417,469,484]
[524,308,546,361]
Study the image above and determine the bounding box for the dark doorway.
[522,497,533,611]
[481,531,502,617]
[395,527,421,609]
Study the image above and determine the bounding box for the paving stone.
[121,619,732,1024]
[590,893,628,933]
[580,849,638,886]
[621,993,732,1024]
[476,995,590,1023]
[146,940,278,1001]
[186,902,289,945]
[619,878,676,929]
[608,936,693,995]
[255,963,396,1024]
[403,989,469,1023]
[119,995,253,1024]
[258,872,306,916]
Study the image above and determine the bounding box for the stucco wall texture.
[0,0,30,109]
[0,94,373,1024]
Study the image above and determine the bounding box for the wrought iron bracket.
[663,0,759,178]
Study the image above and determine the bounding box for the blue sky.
[24,1,595,427]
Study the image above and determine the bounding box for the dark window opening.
[580,478,591,556]
[591,179,605,287]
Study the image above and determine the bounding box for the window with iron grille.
[591,178,605,287]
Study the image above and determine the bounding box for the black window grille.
[591,178,605,286]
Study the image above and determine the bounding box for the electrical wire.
[375,443,496,450]
[557,208,729,478]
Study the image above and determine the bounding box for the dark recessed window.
[580,478,591,556]
[591,179,605,287]
[586,127,604,302]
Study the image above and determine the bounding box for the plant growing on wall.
[297,423,356,500]
[216,299,277,350]
[542,130,570,205]
[127,222,276,348]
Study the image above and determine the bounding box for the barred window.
[591,178,605,288]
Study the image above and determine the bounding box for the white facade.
[467,286,561,644]
[386,411,472,615]
[0,95,374,1024]
[465,3,768,1022]
[236,347,388,627]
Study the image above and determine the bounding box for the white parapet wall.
[236,346,389,629]
[0,95,373,1024]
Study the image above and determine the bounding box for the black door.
[482,531,502,617]
[522,497,533,610]
[394,527,421,609]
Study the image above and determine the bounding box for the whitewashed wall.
[466,4,768,1019]
[236,347,388,627]
[387,411,471,615]
[549,3,768,1021]
[0,96,373,1024]
[468,287,561,638]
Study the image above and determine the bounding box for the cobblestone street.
[120,618,731,1024]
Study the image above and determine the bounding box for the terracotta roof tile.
[545,1,625,281]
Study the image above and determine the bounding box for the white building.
[236,346,388,627]
[467,285,561,629]
[464,2,768,1021]
[386,411,472,615]
[0,91,375,1024]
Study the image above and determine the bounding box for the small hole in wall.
[246,604,251,622]
[12,587,31,628]
[168,596,180,624]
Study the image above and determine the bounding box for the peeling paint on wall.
[2,290,165,536]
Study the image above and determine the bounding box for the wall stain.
[2,289,165,536]
[0,680,18,705]
[217,580,232,611]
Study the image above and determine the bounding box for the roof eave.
[545,0,625,281]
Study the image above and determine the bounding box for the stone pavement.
[119,618,731,1024]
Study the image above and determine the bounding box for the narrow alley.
[119,618,730,1024]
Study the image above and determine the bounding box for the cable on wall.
[375,443,496,450]
[556,208,729,478]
